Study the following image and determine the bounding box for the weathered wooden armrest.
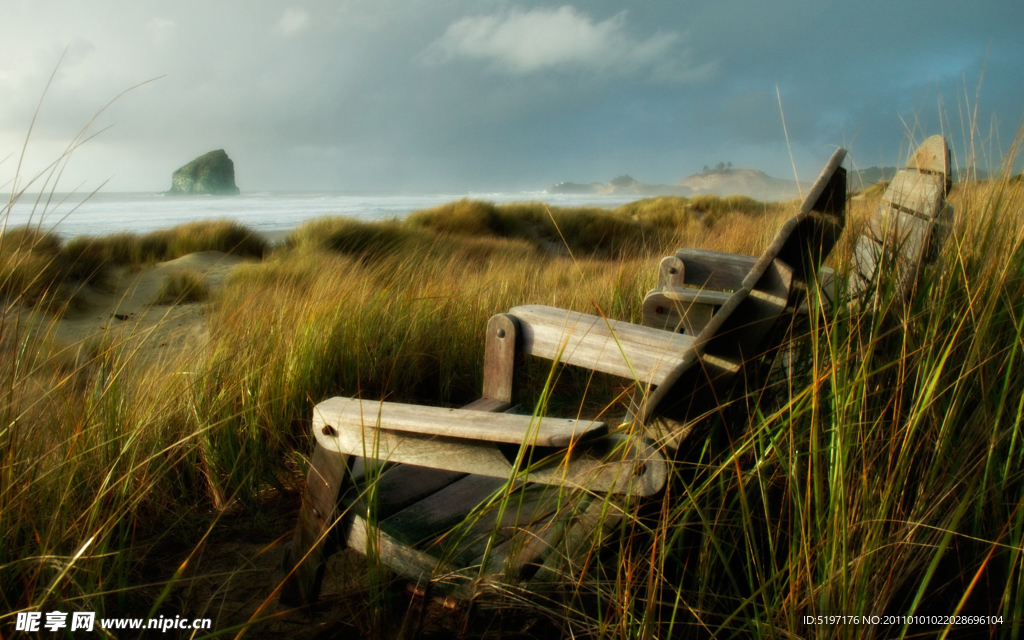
[671,248,836,292]
[641,285,734,333]
[313,396,606,448]
[655,286,734,305]
[644,265,839,331]
[312,400,664,496]
[674,248,758,289]
[507,305,693,386]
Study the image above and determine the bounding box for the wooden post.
[657,255,685,288]
[481,313,519,405]
[280,442,349,606]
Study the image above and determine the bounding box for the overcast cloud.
[1,1,1021,193]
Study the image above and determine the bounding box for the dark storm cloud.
[1,1,1021,192]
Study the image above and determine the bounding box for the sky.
[1,1,1022,193]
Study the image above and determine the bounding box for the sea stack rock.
[167,149,240,195]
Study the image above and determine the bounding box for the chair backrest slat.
[509,305,695,386]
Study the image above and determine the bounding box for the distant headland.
[547,167,807,201]
[547,163,910,201]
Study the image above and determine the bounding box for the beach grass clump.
[404,198,515,237]
[155,219,267,259]
[61,236,114,284]
[63,231,167,265]
[688,192,770,220]
[280,214,548,272]
[616,195,695,228]
[0,226,93,310]
[283,216,421,261]
[1,220,265,313]
[0,315,194,620]
[407,198,667,258]
[0,227,64,304]
[407,195,792,260]
[153,269,210,305]
[65,219,267,269]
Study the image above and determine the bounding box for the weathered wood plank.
[482,314,518,404]
[907,134,952,178]
[459,397,511,413]
[343,513,455,587]
[472,510,562,577]
[647,264,841,323]
[511,304,696,352]
[444,486,564,566]
[855,169,933,299]
[851,235,882,292]
[314,396,606,448]
[317,416,514,477]
[865,202,932,248]
[280,444,349,606]
[882,171,945,219]
[532,494,625,583]
[708,258,793,356]
[380,475,508,546]
[345,464,467,521]
[659,285,734,306]
[674,248,757,289]
[509,305,694,386]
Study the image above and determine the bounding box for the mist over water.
[3,191,645,239]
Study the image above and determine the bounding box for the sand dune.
[26,250,251,369]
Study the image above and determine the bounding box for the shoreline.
[2,191,652,241]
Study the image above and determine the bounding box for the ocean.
[3,191,646,240]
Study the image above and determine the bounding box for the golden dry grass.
[3,173,1024,637]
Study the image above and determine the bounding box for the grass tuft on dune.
[153,269,210,305]
[0,219,267,312]
[405,194,790,259]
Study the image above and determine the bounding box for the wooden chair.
[642,249,840,336]
[279,148,848,608]
[849,135,952,303]
[643,136,951,338]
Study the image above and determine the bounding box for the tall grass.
[4,135,1024,638]
[0,187,775,632]
[530,163,1024,638]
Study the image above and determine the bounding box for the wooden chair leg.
[280,443,349,606]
